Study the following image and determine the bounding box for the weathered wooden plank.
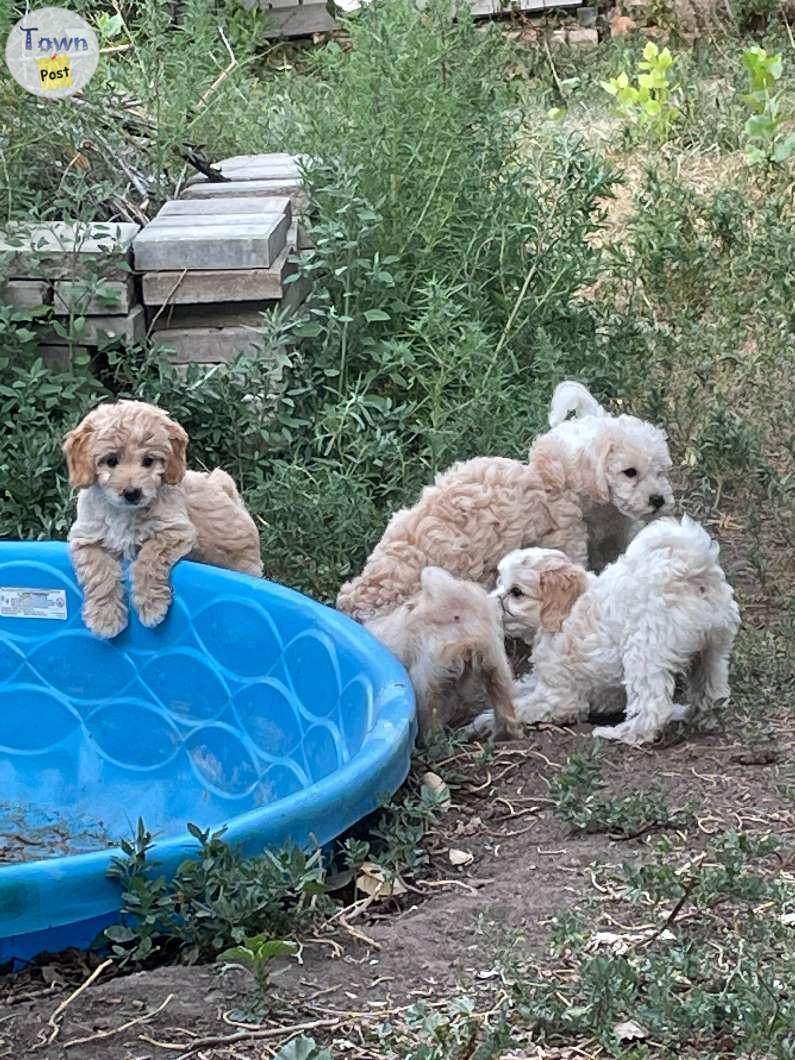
[133,214,289,271]
[37,344,91,369]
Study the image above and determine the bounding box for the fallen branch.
[63,993,173,1048]
[194,26,238,118]
[644,876,699,945]
[36,958,113,1048]
[141,1016,344,1056]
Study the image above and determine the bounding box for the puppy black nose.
[123,488,142,505]
[649,494,665,510]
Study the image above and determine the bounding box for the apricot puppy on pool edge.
[64,400,263,638]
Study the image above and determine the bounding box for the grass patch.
[549,749,692,838]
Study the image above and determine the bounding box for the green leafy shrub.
[102,820,332,966]
[740,46,795,168]
[549,750,691,838]
[603,42,681,142]
[1,0,621,604]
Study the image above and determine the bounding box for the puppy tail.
[548,381,606,427]
[207,468,242,503]
[626,515,720,579]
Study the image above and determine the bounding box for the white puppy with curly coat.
[489,516,740,746]
[337,382,674,620]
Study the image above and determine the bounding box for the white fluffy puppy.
[492,516,740,746]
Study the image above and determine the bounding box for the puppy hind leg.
[481,645,521,741]
[593,663,676,746]
[409,656,448,742]
[513,674,588,727]
[686,630,734,732]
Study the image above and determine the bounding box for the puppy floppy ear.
[163,418,188,484]
[63,418,97,489]
[584,432,613,503]
[538,561,588,632]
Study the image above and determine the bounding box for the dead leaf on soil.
[421,771,452,810]
[455,815,483,836]
[355,862,407,899]
[614,1018,649,1042]
[448,848,474,867]
[588,928,674,953]
[779,912,795,926]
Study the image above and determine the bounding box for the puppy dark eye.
[141,456,155,468]
[623,468,638,478]
[510,587,524,598]
[105,455,118,469]
[453,614,460,622]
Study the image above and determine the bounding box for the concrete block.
[39,305,145,345]
[181,179,310,213]
[37,344,91,369]
[183,154,305,187]
[147,211,289,232]
[288,222,313,251]
[567,27,599,46]
[151,325,275,363]
[156,196,292,220]
[141,245,297,305]
[0,222,138,279]
[53,278,135,316]
[133,213,289,271]
[0,279,51,309]
[242,3,338,37]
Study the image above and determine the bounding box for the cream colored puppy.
[365,567,519,741]
[64,400,262,638]
[337,381,674,620]
[488,516,740,746]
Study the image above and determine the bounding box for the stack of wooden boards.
[134,153,310,368]
[0,222,142,367]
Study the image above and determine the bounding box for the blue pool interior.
[0,541,415,963]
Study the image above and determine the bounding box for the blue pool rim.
[0,541,416,964]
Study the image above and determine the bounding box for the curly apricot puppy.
[64,400,262,639]
[337,382,674,621]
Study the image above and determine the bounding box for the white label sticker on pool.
[0,587,67,620]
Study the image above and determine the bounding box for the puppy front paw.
[494,717,523,742]
[83,597,128,639]
[132,579,172,628]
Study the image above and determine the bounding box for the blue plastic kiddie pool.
[0,541,415,964]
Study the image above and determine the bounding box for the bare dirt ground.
[4,725,791,1058]
[2,485,793,1060]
